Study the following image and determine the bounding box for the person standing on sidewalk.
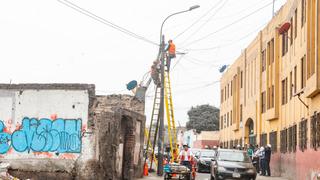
[247,144,254,160]
[258,146,266,175]
[264,144,272,176]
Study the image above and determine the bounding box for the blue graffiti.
[0,118,82,154]
[0,121,11,154]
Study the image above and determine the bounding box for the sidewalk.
[257,175,288,180]
[137,172,161,180]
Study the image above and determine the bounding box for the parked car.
[210,149,257,180]
[194,149,216,173]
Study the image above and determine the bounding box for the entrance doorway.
[245,118,256,145]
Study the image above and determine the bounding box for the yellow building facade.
[219,0,320,179]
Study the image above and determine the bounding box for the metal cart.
[164,163,194,180]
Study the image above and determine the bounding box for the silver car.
[210,149,257,180]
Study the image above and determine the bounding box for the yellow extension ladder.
[144,57,178,165]
[164,70,178,162]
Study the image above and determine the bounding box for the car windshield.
[200,151,215,158]
[218,151,250,162]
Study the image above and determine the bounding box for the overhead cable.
[183,1,274,47]
[57,0,159,46]
[179,0,229,46]
[185,22,268,51]
[172,0,224,40]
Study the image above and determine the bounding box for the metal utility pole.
[157,34,165,176]
[272,0,275,17]
[157,5,200,176]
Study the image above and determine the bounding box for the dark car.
[210,149,257,180]
[194,150,216,173]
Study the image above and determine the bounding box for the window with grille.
[268,39,274,63]
[260,133,267,147]
[301,0,306,27]
[294,66,297,93]
[282,32,289,56]
[288,126,293,152]
[294,9,297,38]
[227,113,229,127]
[261,91,266,113]
[230,110,233,125]
[293,124,297,152]
[230,140,234,149]
[241,71,243,88]
[290,17,293,45]
[225,86,227,101]
[290,71,293,99]
[271,85,275,108]
[301,55,306,88]
[221,89,224,103]
[269,131,277,153]
[235,139,239,146]
[282,78,288,105]
[240,104,243,122]
[224,114,226,128]
[311,113,320,150]
[231,81,233,96]
[262,50,266,72]
[299,119,308,151]
[280,129,288,153]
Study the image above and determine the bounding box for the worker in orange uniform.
[165,39,176,72]
[172,148,179,163]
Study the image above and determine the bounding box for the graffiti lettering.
[0,118,82,154]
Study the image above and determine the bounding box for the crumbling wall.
[91,95,145,180]
[0,84,145,180]
[0,84,96,179]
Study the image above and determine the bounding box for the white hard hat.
[267,144,272,148]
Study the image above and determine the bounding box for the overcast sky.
[0,0,286,126]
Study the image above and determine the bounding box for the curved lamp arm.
[159,5,200,44]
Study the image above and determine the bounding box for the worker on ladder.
[165,39,176,72]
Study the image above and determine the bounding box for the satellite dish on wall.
[278,22,291,34]
[219,65,228,73]
[126,80,138,90]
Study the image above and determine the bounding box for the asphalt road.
[139,172,288,180]
[194,172,288,180]
[195,172,211,180]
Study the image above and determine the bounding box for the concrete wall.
[0,84,145,180]
[182,130,220,149]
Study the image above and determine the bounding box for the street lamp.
[159,5,200,43]
[157,5,200,177]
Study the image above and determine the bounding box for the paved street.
[138,172,288,180]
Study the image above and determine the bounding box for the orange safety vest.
[180,149,192,161]
[168,43,176,55]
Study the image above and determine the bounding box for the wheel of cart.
[164,172,191,180]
